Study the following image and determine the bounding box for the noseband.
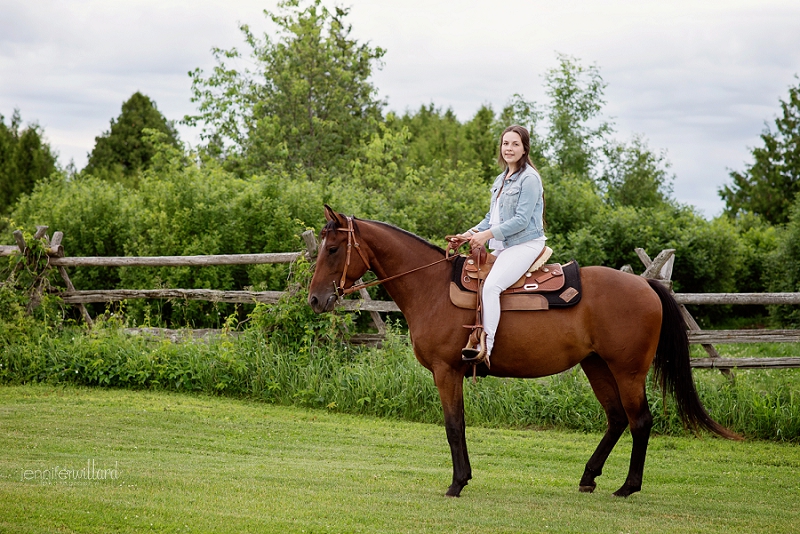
[331,217,458,297]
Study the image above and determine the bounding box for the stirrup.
[461,330,489,367]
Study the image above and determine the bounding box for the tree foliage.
[84,92,179,186]
[601,135,673,208]
[720,78,800,225]
[543,54,611,180]
[766,195,800,325]
[0,110,58,215]
[185,0,385,175]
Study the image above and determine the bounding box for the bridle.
[330,216,460,297]
[334,216,373,296]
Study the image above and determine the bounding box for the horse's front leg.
[433,364,472,497]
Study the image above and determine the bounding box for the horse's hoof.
[445,487,462,498]
[579,485,596,493]
[612,484,640,498]
[446,481,467,497]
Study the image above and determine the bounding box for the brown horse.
[307,206,739,498]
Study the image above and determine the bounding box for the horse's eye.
[328,246,339,255]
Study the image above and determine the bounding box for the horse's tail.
[647,278,742,440]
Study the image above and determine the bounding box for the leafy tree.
[0,109,58,215]
[543,53,611,180]
[720,77,800,225]
[732,213,778,294]
[333,123,487,239]
[393,105,467,169]
[83,92,179,186]
[601,135,673,208]
[767,195,800,325]
[185,0,386,176]
[395,95,546,184]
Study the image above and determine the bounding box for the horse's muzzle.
[308,292,338,314]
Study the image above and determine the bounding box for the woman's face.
[501,131,524,169]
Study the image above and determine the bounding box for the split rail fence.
[3,226,800,370]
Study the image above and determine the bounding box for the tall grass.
[1,321,799,442]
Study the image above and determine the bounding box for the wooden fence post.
[48,230,94,327]
[302,230,318,260]
[9,230,27,278]
[356,279,387,336]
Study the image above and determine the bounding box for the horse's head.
[308,206,372,313]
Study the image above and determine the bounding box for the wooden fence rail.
[675,293,800,305]
[48,253,302,267]
[59,289,287,305]
[4,227,800,369]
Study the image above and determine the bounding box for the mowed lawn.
[1,385,798,533]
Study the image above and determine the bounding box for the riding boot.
[461,329,488,367]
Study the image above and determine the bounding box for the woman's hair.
[496,124,538,172]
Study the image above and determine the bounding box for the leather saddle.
[460,246,563,294]
[449,246,582,311]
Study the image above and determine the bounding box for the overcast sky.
[2,0,799,218]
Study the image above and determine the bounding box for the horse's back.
[578,266,663,364]
[490,266,662,378]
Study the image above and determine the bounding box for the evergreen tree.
[464,105,499,181]
[720,78,800,225]
[84,92,179,184]
[0,109,58,215]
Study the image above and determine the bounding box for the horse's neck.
[361,223,451,315]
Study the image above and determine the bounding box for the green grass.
[2,326,800,441]
[1,385,799,533]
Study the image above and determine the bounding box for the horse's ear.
[323,205,347,226]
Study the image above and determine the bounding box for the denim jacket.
[472,164,545,247]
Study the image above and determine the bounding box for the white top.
[488,196,504,251]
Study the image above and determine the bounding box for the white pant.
[482,238,546,356]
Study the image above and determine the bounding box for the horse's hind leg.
[579,353,629,493]
[612,375,653,497]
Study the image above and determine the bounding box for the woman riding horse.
[456,124,546,366]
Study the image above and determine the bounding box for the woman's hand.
[469,230,493,249]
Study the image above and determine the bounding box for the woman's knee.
[483,283,504,299]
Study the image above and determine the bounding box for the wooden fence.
[3,226,800,369]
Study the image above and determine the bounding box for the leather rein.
[332,216,463,296]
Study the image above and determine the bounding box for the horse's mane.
[322,217,445,255]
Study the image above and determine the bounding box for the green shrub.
[767,197,800,326]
